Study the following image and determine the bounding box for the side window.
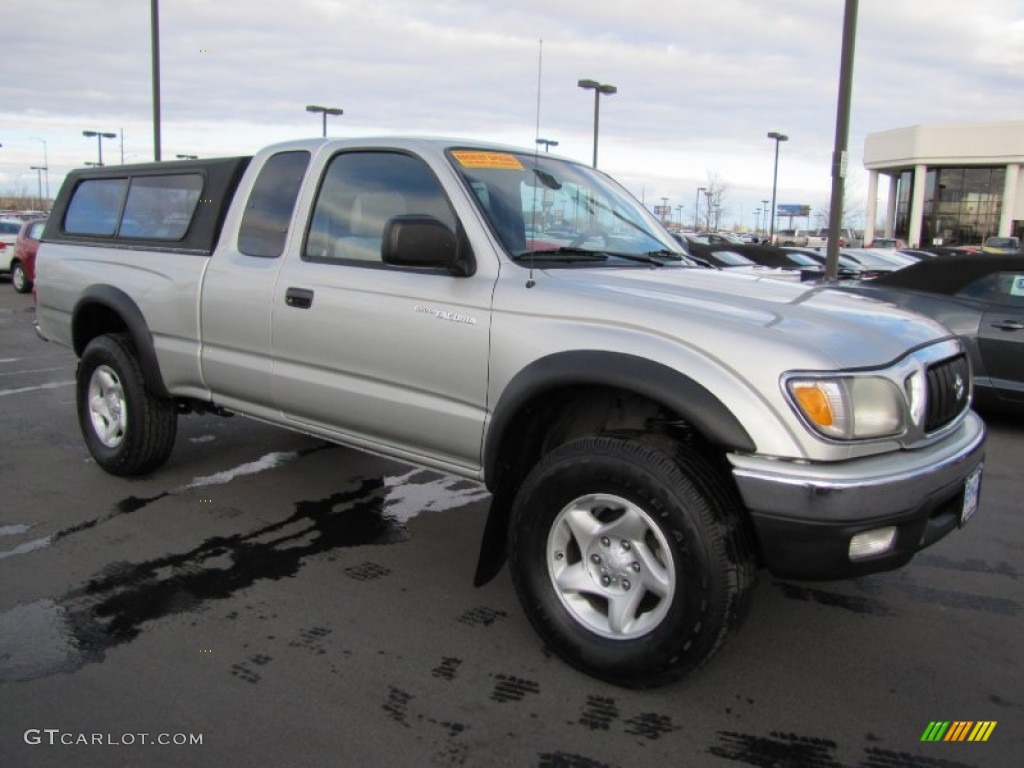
[28,222,47,240]
[119,174,203,240]
[64,178,128,236]
[304,151,456,265]
[238,150,310,258]
[957,272,1024,308]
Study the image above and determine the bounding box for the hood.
[545,266,952,370]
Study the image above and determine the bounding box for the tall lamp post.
[536,138,559,152]
[704,189,714,232]
[767,131,788,242]
[30,137,49,206]
[761,199,770,236]
[577,79,616,168]
[30,166,46,210]
[675,205,684,229]
[694,186,706,231]
[83,130,117,167]
[306,104,343,137]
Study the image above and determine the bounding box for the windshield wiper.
[642,249,687,263]
[512,247,609,262]
[513,248,688,268]
[647,250,714,268]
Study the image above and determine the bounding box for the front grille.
[925,354,970,432]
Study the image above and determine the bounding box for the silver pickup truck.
[35,137,985,687]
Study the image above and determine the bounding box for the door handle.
[285,287,314,309]
[990,320,1024,331]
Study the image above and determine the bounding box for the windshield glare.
[448,149,686,264]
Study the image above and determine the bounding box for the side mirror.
[382,215,474,276]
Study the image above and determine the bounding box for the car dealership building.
[863,119,1024,248]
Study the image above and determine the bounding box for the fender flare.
[474,350,755,587]
[484,350,755,484]
[72,285,170,398]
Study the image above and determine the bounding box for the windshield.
[783,252,823,266]
[448,148,690,266]
[710,250,756,266]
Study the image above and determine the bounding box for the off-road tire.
[77,333,177,476]
[508,435,755,688]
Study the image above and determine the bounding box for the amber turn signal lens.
[792,385,834,427]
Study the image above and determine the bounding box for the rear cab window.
[238,151,311,258]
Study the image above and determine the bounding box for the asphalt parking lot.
[1,285,1021,768]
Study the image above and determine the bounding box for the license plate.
[961,464,982,527]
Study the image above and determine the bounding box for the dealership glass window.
[919,166,1006,246]
[894,170,914,243]
[64,178,128,236]
[238,150,311,258]
[119,174,203,240]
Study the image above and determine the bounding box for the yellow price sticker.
[451,151,524,170]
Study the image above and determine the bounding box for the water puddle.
[0,466,489,683]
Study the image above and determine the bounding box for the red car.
[8,218,47,293]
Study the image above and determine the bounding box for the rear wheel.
[508,435,755,687]
[11,261,31,293]
[77,333,177,476]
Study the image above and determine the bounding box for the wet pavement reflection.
[0,455,489,684]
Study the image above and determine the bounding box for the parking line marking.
[0,381,75,397]
[0,367,67,377]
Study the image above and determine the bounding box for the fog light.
[849,526,897,560]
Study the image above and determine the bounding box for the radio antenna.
[534,39,543,149]
[527,38,543,288]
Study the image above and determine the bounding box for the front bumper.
[729,411,986,580]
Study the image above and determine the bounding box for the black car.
[840,254,1024,414]
[687,243,862,281]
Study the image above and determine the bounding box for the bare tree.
[817,168,864,229]
[703,172,730,232]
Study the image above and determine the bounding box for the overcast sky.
[2,0,1022,228]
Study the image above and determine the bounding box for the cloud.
[1,0,1021,225]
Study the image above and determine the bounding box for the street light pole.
[151,0,162,161]
[577,79,617,168]
[695,187,705,231]
[824,0,860,282]
[30,137,49,205]
[767,131,788,242]
[536,138,559,152]
[83,130,117,167]
[30,166,46,210]
[306,105,343,137]
[704,189,713,232]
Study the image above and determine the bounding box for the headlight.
[787,376,906,440]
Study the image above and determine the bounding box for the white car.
[0,219,24,279]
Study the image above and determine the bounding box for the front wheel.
[11,261,31,293]
[77,333,177,476]
[508,435,755,688]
